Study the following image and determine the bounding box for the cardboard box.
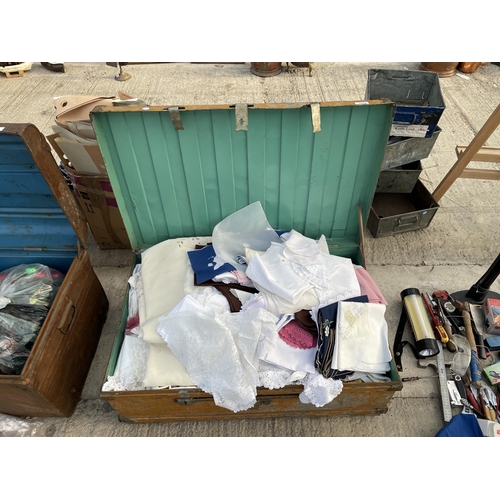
[54,136,106,175]
[53,95,115,140]
[67,170,131,250]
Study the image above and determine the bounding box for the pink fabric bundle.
[278,320,318,349]
[354,267,388,305]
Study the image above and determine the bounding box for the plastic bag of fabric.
[0,413,43,437]
[0,264,64,309]
[0,304,49,375]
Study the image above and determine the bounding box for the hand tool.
[433,291,465,336]
[480,387,496,421]
[417,341,453,422]
[447,380,462,406]
[483,385,499,422]
[435,297,458,352]
[401,375,438,382]
[452,300,482,387]
[469,304,487,359]
[422,293,450,346]
[466,386,485,417]
[450,334,471,377]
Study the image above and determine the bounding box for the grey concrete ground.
[1,62,499,437]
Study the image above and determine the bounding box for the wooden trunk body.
[0,123,109,417]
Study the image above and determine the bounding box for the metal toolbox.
[381,127,441,170]
[376,161,422,193]
[367,179,440,238]
[0,124,109,417]
[91,100,403,423]
[367,69,445,139]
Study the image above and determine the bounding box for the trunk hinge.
[311,103,321,133]
[168,107,184,131]
[235,103,248,131]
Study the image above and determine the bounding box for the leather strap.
[393,303,421,371]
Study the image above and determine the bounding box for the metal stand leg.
[453,252,500,304]
[115,62,131,81]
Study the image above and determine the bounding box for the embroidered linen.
[332,302,392,373]
[299,373,343,407]
[246,230,360,314]
[157,299,279,412]
[102,335,150,391]
[315,295,369,378]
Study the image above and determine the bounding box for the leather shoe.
[41,62,65,73]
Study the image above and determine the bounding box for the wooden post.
[432,103,500,202]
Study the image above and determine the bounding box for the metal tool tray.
[368,179,440,238]
[376,160,423,193]
[367,69,445,139]
[381,127,441,170]
[0,124,108,417]
[91,100,403,422]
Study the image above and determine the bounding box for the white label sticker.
[391,124,429,138]
[355,101,369,105]
[0,127,4,131]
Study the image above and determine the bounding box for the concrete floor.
[1,62,500,437]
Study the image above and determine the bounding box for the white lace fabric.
[102,335,150,391]
[157,293,280,413]
[299,373,343,407]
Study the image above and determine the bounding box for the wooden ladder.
[432,102,500,201]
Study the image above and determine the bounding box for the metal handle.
[174,394,297,407]
[396,215,420,227]
[58,300,76,334]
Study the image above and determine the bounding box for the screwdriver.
[401,376,438,382]
[436,298,458,352]
[422,293,450,345]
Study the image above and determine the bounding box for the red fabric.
[278,320,318,350]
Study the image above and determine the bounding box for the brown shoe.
[41,62,65,73]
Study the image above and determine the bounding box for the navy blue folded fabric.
[315,295,369,379]
[435,414,483,437]
[187,245,236,285]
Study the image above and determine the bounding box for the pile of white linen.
[103,202,392,412]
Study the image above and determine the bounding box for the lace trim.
[102,336,150,391]
[299,373,343,407]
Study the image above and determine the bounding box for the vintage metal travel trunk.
[0,124,109,417]
[92,101,403,423]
